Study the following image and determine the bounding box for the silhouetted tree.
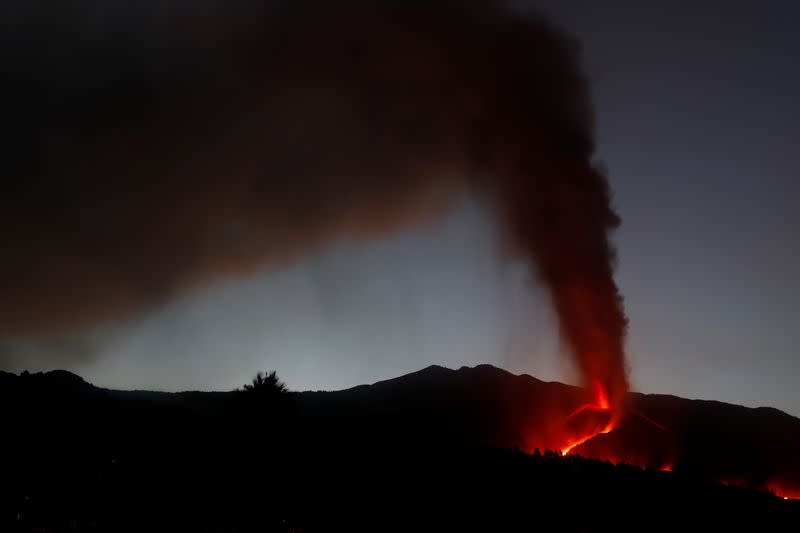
[240,371,288,396]
[233,371,294,459]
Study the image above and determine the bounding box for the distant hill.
[0,369,96,393]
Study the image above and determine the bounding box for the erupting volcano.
[3,0,635,454]
[561,379,615,456]
[4,0,636,483]
[2,0,799,529]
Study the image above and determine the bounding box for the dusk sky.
[2,1,798,417]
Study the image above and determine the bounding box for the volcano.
[568,412,673,468]
[4,364,799,499]
[2,365,799,531]
[293,364,800,499]
[4,364,799,496]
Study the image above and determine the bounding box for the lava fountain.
[561,379,616,456]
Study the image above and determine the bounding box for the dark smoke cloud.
[1,0,628,408]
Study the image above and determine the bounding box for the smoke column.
[1,0,628,411]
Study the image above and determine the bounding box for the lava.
[593,379,610,411]
[766,482,800,501]
[718,479,800,501]
[550,383,799,503]
[561,379,616,456]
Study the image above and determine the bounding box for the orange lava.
[593,379,610,410]
[561,379,615,456]
[720,479,800,501]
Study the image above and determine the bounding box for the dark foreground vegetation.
[2,367,798,532]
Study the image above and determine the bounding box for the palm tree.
[240,371,288,396]
[233,371,293,456]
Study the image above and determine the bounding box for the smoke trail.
[1,0,628,408]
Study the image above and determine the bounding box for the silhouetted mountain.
[294,364,800,497]
[295,363,582,453]
[1,369,95,393]
[4,363,800,491]
[2,365,798,531]
[571,412,673,468]
[628,392,800,497]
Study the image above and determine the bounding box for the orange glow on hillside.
[766,482,800,501]
[719,479,800,501]
[560,379,615,456]
[561,441,579,457]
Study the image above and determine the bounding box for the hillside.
[1,365,799,531]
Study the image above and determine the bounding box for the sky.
[2,1,798,416]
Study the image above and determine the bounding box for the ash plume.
[1,0,628,408]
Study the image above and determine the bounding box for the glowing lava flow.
[561,379,616,456]
[766,482,800,501]
[721,480,800,501]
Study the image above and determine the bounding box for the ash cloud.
[1,0,628,406]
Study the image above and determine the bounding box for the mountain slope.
[2,364,799,531]
[3,364,799,497]
[293,364,800,497]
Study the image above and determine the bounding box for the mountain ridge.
[3,363,800,511]
[2,363,798,422]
